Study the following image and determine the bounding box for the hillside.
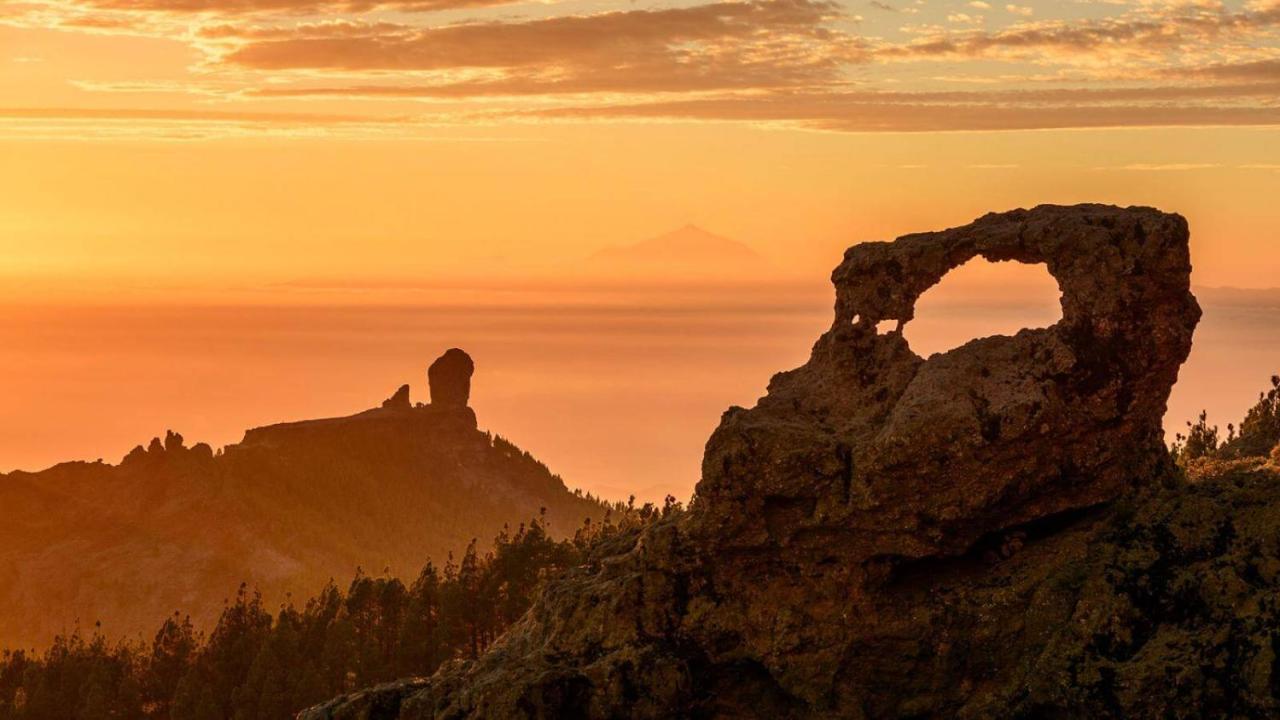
[0,350,607,650]
[303,206,1280,719]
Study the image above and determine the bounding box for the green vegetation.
[0,499,680,720]
[1173,374,1280,467]
[0,417,611,650]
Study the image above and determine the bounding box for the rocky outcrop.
[121,429,214,466]
[383,384,412,410]
[429,349,475,408]
[0,350,605,650]
[696,203,1199,563]
[304,462,1280,719]
[302,205,1247,720]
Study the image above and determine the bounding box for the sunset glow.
[3,0,1280,502]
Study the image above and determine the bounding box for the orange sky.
[1,125,1278,296]
[2,0,1280,294]
[2,0,1280,500]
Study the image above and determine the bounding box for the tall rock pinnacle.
[428,349,475,408]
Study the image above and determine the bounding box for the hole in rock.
[875,319,898,335]
[901,258,1063,357]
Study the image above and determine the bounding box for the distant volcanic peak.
[589,224,769,275]
[429,348,475,409]
[635,224,759,258]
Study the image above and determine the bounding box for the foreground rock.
[303,205,1271,719]
[305,461,1280,719]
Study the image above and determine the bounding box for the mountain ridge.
[587,224,770,276]
[0,352,608,650]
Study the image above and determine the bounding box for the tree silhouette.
[0,507,654,720]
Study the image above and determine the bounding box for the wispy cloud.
[1106,163,1223,171]
[876,1,1280,64]
[7,0,1280,136]
[523,92,1280,132]
[0,107,453,141]
[220,0,855,88]
[68,0,524,15]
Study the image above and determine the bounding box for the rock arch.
[899,257,1062,357]
[696,204,1201,562]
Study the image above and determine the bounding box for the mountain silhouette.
[587,224,770,277]
[0,351,606,650]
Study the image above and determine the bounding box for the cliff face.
[300,205,1280,719]
[305,463,1280,719]
[0,352,605,650]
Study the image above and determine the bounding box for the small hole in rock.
[902,258,1062,357]
[851,313,862,326]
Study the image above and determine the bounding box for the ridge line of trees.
[1173,374,1280,467]
[0,497,682,720]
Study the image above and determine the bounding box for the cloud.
[0,106,432,141]
[69,0,522,15]
[1187,58,1280,81]
[520,89,1280,132]
[876,2,1280,63]
[212,0,1280,94]
[253,78,1280,102]
[1108,163,1222,170]
[0,106,402,123]
[11,0,1280,138]
[217,0,860,95]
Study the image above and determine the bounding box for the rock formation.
[429,349,475,408]
[304,206,1280,720]
[0,351,606,651]
[695,202,1200,564]
[383,384,412,410]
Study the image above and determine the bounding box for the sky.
[1,0,1279,500]
[1,0,1279,289]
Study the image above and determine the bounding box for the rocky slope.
[302,205,1280,718]
[0,350,605,650]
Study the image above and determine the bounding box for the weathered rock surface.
[696,203,1199,563]
[304,462,1280,719]
[303,205,1253,720]
[429,348,475,408]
